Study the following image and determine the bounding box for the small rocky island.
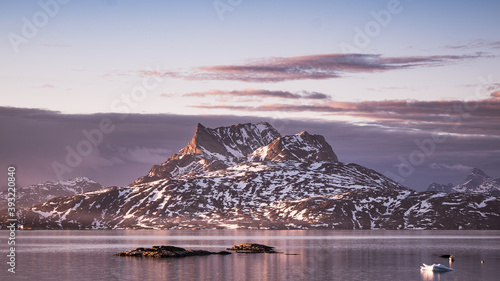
[227,243,278,253]
[116,243,279,258]
[115,245,231,258]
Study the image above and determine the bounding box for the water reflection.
[420,269,454,281]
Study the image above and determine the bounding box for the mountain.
[3,123,500,230]
[132,122,280,185]
[0,177,103,209]
[426,168,500,196]
[19,161,411,229]
[427,183,454,193]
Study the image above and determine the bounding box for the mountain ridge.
[0,177,103,209]
[426,168,500,196]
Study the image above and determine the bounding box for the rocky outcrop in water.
[116,245,231,258]
[227,243,278,253]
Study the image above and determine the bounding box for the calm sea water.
[1,230,499,281]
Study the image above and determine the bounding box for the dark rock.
[439,254,454,261]
[227,243,278,253]
[217,251,232,255]
[152,245,185,252]
[116,245,231,258]
[439,254,452,259]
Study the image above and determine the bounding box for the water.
[2,230,499,281]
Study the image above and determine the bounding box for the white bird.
[420,263,454,272]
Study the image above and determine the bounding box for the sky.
[1,0,499,190]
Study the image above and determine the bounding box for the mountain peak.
[178,122,224,157]
[68,176,96,183]
[132,122,342,185]
[427,182,454,193]
[249,131,338,162]
[427,167,499,196]
[0,177,103,208]
[132,122,281,185]
[180,122,281,160]
[470,168,489,178]
[193,122,207,137]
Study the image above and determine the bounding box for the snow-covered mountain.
[427,168,500,196]
[0,177,103,209]
[20,162,499,230]
[132,122,280,185]
[4,123,499,230]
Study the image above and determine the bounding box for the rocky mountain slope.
[427,168,500,196]
[4,123,500,230]
[0,177,103,209]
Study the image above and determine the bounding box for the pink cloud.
[445,39,500,50]
[182,89,329,100]
[156,53,485,82]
